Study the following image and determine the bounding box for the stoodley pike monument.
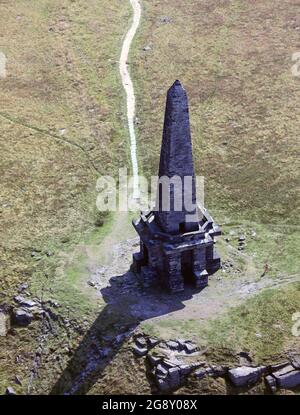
[132,80,221,293]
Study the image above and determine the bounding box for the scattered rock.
[6,387,16,395]
[14,376,22,386]
[147,353,161,366]
[13,309,33,326]
[168,367,181,389]
[156,363,168,377]
[289,355,300,370]
[135,336,147,348]
[166,340,179,350]
[148,337,160,347]
[14,296,37,308]
[265,375,277,393]
[273,365,300,388]
[179,363,197,376]
[31,251,42,260]
[162,357,181,368]
[21,299,37,308]
[228,366,266,387]
[238,235,246,242]
[142,45,151,51]
[132,345,148,357]
[47,299,60,308]
[18,283,29,292]
[14,295,25,304]
[194,368,207,379]
[184,342,198,354]
[270,362,289,371]
[208,365,228,377]
[157,377,170,391]
[0,312,10,336]
[158,16,173,24]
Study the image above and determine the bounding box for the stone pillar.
[165,253,184,293]
[193,248,208,288]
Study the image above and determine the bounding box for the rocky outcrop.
[228,366,266,387]
[272,365,300,389]
[13,309,33,326]
[131,333,300,393]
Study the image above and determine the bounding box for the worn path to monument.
[120,0,141,199]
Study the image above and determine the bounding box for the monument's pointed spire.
[158,80,195,179]
[132,81,221,293]
[157,80,198,233]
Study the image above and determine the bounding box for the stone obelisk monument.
[132,81,221,293]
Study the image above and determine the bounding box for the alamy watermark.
[95,168,205,218]
[291,52,300,77]
[292,312,300,337]
[0,52,6,79]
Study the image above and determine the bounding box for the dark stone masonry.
[132,80,221,293]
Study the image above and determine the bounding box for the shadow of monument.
[50,270,205,395]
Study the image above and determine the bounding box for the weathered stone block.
[273,365,300,388]
[228,366,266,387]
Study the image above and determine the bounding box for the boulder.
[208,365,228,377]
[273,365,300,388]
[228,366,266,387]
[14,296,36,308]
[6,387,16,395]
[132,345,148,357]
[157,377,170,392]
[168,367,181,389]
[13,309,33,326]
[269,362,289,372]
[177,338,188,347]
[162,357,181,368]
[148,337,160,347]
[21,299,37,308]
[166,340,179,350]
[18,283,29,292]
[0,312,10,336]
[290,355,300,370]
[156,364,168,377]
[194,368,207,379]
[265,375,277,394]
[179,364,195,376]
[184,342,198,354]
[135,336,147,348]
[14,295,25,304]
[147,353,161,366]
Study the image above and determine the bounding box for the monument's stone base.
[132,206,221,294]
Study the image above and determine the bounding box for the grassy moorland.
[0,0,130,393]
[0,0,299,395]
[131,0,300,370]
